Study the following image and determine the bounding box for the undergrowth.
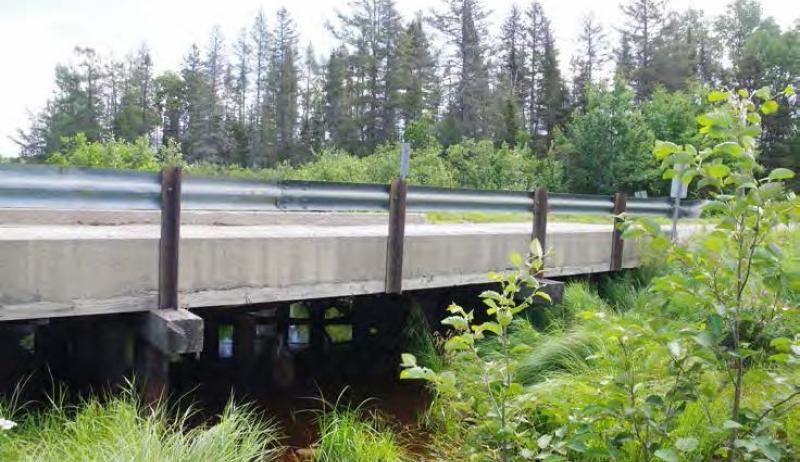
[0,388,282,462]
[313,404,409,462]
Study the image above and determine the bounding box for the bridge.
[0,164,702,396]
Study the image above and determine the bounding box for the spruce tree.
[433,0,492,140]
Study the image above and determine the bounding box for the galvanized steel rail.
[0,164,702,218]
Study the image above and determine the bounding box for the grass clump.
[400,301,445,372]
[314,407,409,462]
[0,389,282,462]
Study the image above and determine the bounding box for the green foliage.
[46,133,164,171]
[401,301,445,372]
[313,406,408,462]
[400,241,569,461]
[628,86,800,461]
[0,389,282,462]
[555,80,661,195]
[43,134,568,193]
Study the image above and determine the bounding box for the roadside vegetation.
[401,87,799,461]
[0,389,282,462]
[1,86,796,461]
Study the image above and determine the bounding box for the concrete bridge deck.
[0,216,644,322]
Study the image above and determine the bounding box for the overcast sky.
[1,0,797,156]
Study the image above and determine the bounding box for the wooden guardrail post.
[159,166,182,310]
[610,192,627,272]
[532,187,548,260]
[385,177,408,294]
[140,165,183,404]
[385,144,409,294]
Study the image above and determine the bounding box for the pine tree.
[619,0,667,99]
[715,0,763,87]
[299,44,324,157]
[433,0,491,139]
[248,9,270,166]
[496,5,527,143]
[266,7,299,163]
[181,44,211,161]
[323,48,359,152]
[394,16,439,128]
[571,14,607,110]
[525,1,548,136]
[537,28,568,149]
[114,45,158,141]
[330,0,403,152]
[154,71,185,146]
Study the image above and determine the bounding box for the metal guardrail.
[0,164,703,218]
[0,162,709,304]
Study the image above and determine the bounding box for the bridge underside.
[0,219,639,322]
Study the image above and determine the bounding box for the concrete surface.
[0,220,657,321]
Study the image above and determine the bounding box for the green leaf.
[534,290,552,304]
[400,366,434,381]
[757,439,782,461]
[770,337,791,352]
[537,434,553,449]
[714,142,743,156]
[707,164,731,178]
[472,321,501,336]
[768,168,795,181]
[723,420,744,429]
[441,316,468,331]
[400,353,417,368]
[676,437,699,452]
[529,239,543,259]
[708,90,728,102]
[785,84,795,96]
[754,86,771,100]
[621,225,645,239]
[654,141,680,160]
[654,448,679,462]
[509,251,523,267]
[760,100,779,114]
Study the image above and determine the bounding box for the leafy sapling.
[624,85,800,461]
[400,240,563,462]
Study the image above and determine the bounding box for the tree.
[499,5,528,118]
[715,0,763,86]
[298,44,325,157]
[113,45,159,141]
[433,0,492,139]
[571,14,607,110]
[249,9,270,166]
[525,1,548,136]
[324,48,360,153]
[555,80,659,194]
[154,71,185,146]
[537,28,569,149]
[394,16,440,130]
[181,44,211,162]
[619,0,667,99]
[267,7,299,163]
[330,0,404,153]
[738,21,800,186]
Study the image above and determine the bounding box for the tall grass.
[401,301,445,372]
[314,406,409,462]
[0,389,282,462]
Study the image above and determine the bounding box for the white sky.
[0,0,797,156]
